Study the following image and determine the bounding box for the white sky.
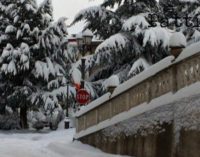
[37,0,104,34]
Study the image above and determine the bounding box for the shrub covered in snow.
[28,110,46,130]
[0,114,20,130]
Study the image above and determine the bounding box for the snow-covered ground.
[0,123,128,157]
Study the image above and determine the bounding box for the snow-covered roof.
[82,29,93,37]
[76,32,82,39]
[170,32,186,48]
[67,34,77,40]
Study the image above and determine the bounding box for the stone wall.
[76,53,200,133]
[79,122,200,157]
[75,51,200,157]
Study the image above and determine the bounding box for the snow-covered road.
[0,126,127,157]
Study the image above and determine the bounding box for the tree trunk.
[20,104,28,129]
[0,105,5,115]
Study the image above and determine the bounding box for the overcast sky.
[37,0,104,34]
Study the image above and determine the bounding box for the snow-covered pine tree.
[30,18,76,121]
[0,1,14,54]
[72,0,170,97]
[102,0,158,19]
[72,6,122,39]
[0,0,74,129]
[159,0,200,44]
[0,0,39,128]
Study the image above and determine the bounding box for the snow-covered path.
[0,126,127,157]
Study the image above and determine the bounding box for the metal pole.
[81,44,86,89]
[81,58,86,89]
[65,82,70,129]
[66,82,69,118]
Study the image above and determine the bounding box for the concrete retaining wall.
[79,122,200,157]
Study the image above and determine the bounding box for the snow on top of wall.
[112,56,174,98]
[95,33,127,54]
[74,82,200,139]
[104,75,120,88]
[122,15,149,31]
[74,93,111,117]
[170,32,186,48]
[175,40,200,62]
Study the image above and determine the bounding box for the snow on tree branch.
[128,57,150,77]
[122,14,149,31]
[95,33,128,54]
[101,0,123,8]
[72,6,114,24]
[143,26,171,48]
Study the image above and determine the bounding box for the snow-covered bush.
[46,104,64,130]
[0,114,20,130]
[28,110,46,130]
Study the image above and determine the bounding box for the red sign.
[76,90,90,104]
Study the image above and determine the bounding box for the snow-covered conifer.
[71,0,171,99]
[0,0,73,129]
[72,6,122,39]
[159,0,200,44]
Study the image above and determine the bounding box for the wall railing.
[75,42,200,137]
